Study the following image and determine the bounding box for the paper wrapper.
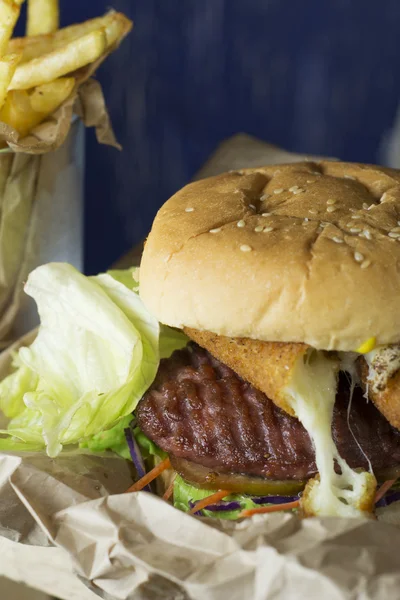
[1,138,400,600]
[0,118,84,348]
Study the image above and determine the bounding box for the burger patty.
[137,344,400,480]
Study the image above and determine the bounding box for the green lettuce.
[174,475,299,520]
[80,414,133,459]
[0,263,187,457]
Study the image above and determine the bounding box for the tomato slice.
[170,456,306,496]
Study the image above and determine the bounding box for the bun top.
[139,161,400,351]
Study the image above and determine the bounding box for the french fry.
[0,0,23,56]
[9,28,107,90]
[27,0,59,36]
[0,53,21,110]
[29,76,74,113]
[0,78,73,137]
[0,89,37,136]
[8,12,132,63]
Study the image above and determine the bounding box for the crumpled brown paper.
[1,138,400,600]
[5,468,400,600]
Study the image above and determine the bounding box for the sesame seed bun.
[139,161,400,351]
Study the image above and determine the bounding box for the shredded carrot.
[163,474,177,501]
[189,489,231,515]
[239,499,300,518]
[375,479,398,504]
[125,457,171,493]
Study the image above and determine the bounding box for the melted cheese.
[286,351,375,518]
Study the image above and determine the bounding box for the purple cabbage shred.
[376,490,400,508]
[201,500,241,512]
[124,427,152,493]
[189,495,302,515]
[188,500,203,516]
[251,495,299,505]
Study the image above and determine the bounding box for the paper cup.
[0,118,84,346]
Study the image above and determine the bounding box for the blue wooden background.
[57,1,400,272]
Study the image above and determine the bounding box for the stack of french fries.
[0,0,132,138]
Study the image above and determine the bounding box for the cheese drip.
[286,350,375,517]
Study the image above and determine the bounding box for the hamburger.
[135,160,400,518]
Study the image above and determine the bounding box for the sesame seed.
[354,252,364,263]
[388,232,400,238]
[309,209,317,214]
[261,212,271,217]
[254,225,264,232]
[327,198,336,205]
[332,236,343,243]
[185,207,194,212]
[304,217,309,222]
[260,193,270,201]
[344,175,356,180]
[362,203,369,210]
[293,188,304,194]
[274,188,284,195]
[320,222,328,228]
[240,244,252,252]
[391,226,400,233]
[263,226,274,232]
[359,230,372,240]
[249,204,256,210]
[327,206,337,213]
[289,185,299,192]
[237,220,246,228]
[350,227,362,233]
[380,192,388,203]
[398,221,400,226]
[306,179,313,183]
[351,215,361,219]
[209,228,221,233]
[368,204,375,210]
[361,259,371,269]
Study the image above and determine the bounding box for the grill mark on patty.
[199,378,229,460]
[137,343,400,480]
[220,378,253,464]
[206,379,236,462]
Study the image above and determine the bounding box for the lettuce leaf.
[79,414,133,459]
[107,267,139,292]
[0,263,187,457]
[159,325,189,359]
[133,427,167,460]
[173,475,298,520]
